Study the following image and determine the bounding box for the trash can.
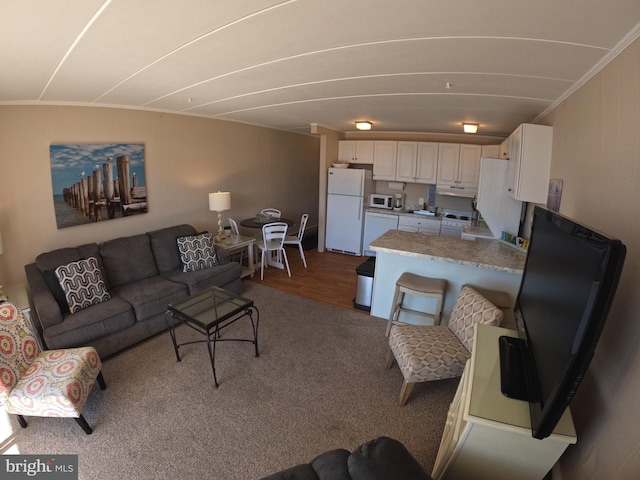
[354,257,376,312]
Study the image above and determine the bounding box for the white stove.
[439,209,473,238]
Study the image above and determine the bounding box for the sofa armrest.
[24,263,63,330]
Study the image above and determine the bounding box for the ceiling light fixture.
[355,121,372,131]
[463,123,478,134]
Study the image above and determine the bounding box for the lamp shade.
[209,191,231,211]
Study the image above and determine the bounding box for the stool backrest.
[448,286,503,352]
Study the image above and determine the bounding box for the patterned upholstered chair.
[384,286,503,405]
[0,303,106,434]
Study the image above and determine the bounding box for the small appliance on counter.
[393,193,405,211]
[369,193,394,209]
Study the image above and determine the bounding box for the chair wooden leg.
[398,381,415,406]
[384,346,395,369]
[97,371,107,390]
[75,415,93,434]
[16,414,28,428]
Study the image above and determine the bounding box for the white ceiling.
[2,0,640,137]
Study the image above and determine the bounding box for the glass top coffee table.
[165,286,259,387]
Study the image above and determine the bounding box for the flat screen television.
[499,206,626,439]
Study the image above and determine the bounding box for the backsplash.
[375,181,473,212]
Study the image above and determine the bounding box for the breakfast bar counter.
[369,230,527,328]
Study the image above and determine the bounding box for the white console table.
[432,323,576,480]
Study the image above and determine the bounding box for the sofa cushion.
[260,464,319,480]
[147,224,197,272]
[310,449,351,480]
[113,276,188,322]
[161,261,242,295]
[43,296,136,349]
[100,234,159,288]
[55,257,112,314]
[42,269,70,314]
[347,437,432,480]
[176,231,218,272]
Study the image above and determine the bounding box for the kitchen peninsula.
[369,230,526,328]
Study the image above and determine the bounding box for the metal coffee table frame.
[165,287,260,387]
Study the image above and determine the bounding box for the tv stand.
[432,324,576,480]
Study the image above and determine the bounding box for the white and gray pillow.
[176,232,218,272]
[54,257,111,314]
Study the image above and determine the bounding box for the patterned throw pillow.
[54,257,111,314]
[176,232,218,272]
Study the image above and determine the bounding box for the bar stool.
[386,272,447,336]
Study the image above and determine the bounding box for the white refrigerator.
[326,167,373,255]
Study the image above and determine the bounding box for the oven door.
[439,224,462,238]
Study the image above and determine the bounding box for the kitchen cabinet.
[432,324,576,480]
[416,142,439,183]
[477,157,522,238]
[436,144,481,189]
[394,141,439,184]
[338,140,374,164]
[481,145,500,158]
[397,214,440,235]
[395,141,418,182]
[373,141,398,180]
[503,124,553,204]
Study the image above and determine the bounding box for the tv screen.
[499,206,626,439]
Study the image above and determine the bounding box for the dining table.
[240,217,295,228]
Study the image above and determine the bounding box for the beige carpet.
[0,282,458,479]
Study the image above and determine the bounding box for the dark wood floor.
[246,246,370,314]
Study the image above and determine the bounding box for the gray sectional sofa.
[25,224,242,358]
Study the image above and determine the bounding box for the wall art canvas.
[50,143,147,229]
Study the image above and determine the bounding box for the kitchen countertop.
[366,208,441,220]
[462,222,495,238]
[369,229,526,274]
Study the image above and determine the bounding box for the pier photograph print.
[50,143,147,229]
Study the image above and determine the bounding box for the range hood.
[435,185,477,198]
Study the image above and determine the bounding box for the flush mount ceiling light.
[463,123,478,134]
[355,121,372,131]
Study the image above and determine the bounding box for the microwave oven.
[369,194,394,209]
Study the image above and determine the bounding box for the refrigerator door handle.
[358,197,363,220]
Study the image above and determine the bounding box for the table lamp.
[209,191,231,241]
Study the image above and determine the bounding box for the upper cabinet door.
[436,143,461,185]
[395,141,418,182]
[506,124,553,203]
[338,140,374,164]
[458,144,482,188]
[373,141,398,180]
[416,142,439,184]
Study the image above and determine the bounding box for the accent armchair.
[384,285,503,405]
[0,303,106,434]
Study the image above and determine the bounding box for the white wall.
[543,37,640,479]
[0,106,319,289]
